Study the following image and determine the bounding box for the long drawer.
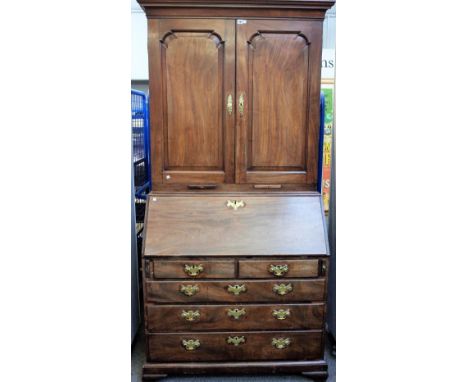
[146,303,325,332]
[147,330,323,362]
[146,279,326,303]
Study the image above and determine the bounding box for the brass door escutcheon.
[269,264,289,277]
[181,310,200,322]
[273,283,293,296]
[180,284,199,297]
[184,264,204,277]
[238,93,245,116]
[226,200,245,210]
[227,94,233,115]
[272,308,291,320]
[227,308,246,320]
[272,337,291,349]
[227,284,247,295]
[227,336,246,346]
[182,339,200,351]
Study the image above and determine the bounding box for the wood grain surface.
[146,279,326,303]
[147,330,323,362]
[146,303,325,331]
[152,259,236,279]
[144,195,328,256]
[238,259,320,278]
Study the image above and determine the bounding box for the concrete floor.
[131,327,336,382]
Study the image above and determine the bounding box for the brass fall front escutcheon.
[180,284,199,297]
[227,336,246,346]
[227,94,233,115]
[182,339,200,351]
[269,264,289,277]
[272,337,291,349]
[184,264,204,277]
[238,93,245,116]
[226,200,245,210]
[273,283,293,296]
[227,284,247,295]
[181,310,200,322]
[227,308,246,320]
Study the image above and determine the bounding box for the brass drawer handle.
[272,337,291,349]
[226,200,245,210]
[269,264,289,277]
[184,264,204,277]
[182,339,200,351]
[272,309,290,320]
[273,283,293,296]
[227,308,246,320]
[227,94,233,115]
[180,284,199,296]
[181,310,200,322]
[227,336,246,346]
[227,284,247,295]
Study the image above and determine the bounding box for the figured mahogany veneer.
[239,259,320,278]
[152,260,236,279]
[146,279,326,303]
[146,303,325,332]
[147,330,323,362]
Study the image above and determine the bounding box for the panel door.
[148,19,235,185]
[235,19,323,185]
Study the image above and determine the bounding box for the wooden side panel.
[146,279,326,303]
[147,330,323,362]
[239,259,319,278]
[146,303,325,331]
[152,260,235,279]
[149,19,235,185]
[236,19,323,185]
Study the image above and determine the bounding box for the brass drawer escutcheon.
[226,200,245,210]
[181,310,200,322]
[227,336,246,346]
[272,337,291,349]
[272,308,290,320]
[182,339,200,351]
[269,264,289,277]
[184,264,204,277]
[273,283,293,296]
[180,284,199,297]
[227,308,246,320]
[227,284,247,295]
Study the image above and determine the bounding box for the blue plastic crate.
[132,89,151,200]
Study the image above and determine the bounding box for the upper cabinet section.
[139,1,335,188]
[148,19,236,184]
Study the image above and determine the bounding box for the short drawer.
[147,330,323,362]
[145,279,325,303]
[239,259,320,278]
[146,303,325,332]
[152,259,235,279]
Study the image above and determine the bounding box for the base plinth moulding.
[142,360,328,381]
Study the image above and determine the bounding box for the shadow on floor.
[131,327,335,382]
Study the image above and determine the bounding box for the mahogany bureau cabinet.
[137,0,335,380]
